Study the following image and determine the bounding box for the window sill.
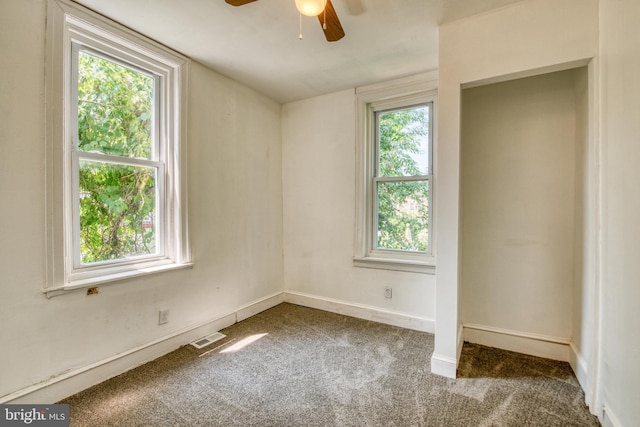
[43,261,194,298]
[353,256,435,274]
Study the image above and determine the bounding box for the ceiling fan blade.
[225,0,258,6]
[318,0,345,42]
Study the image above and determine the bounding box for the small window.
[354,75,436,273]
[45,0,191,295]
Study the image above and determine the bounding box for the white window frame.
[353,73,437,274]
[44,0,191,297]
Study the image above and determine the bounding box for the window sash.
[353,75,437,273]
[68,40,167,271]
[71,154,166,269]
[373,102,433,179]
[372,176,432,254]
[370,101,433,255]
[44,0,191,295]
[72,44,160,160]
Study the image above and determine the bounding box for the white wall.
[281,90,436,326]
[4,1,638,424]
[461,70,579,351]
[0,0,283,401]
[436,0,598,377]
[599,0,640,425]
[571,65,594,394]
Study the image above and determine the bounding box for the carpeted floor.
[60,303,600,426]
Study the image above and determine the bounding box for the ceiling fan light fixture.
[295,0,326,16]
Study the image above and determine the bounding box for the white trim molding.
[1,292,283,404]
[429,324,463,379]
[430,353,457,378]
[353,72,438,274]
[44,0,191,295]
[283,291,435,333]
[353,256,435,274]
[2,291,436,404]
[569,342,589,395]
[463,323,571,362]
[602,405,623,427]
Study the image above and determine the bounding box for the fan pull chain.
[299,12,303,40]
[323,7,327,30]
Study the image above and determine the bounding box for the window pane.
[77,51,154,159]
[79,160,158,264]
[377,105,429,177]
[376,180,429,252]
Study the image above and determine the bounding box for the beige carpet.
[60,303,599,426]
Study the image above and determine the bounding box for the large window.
[45,0,191,295]
[354,75,436,273]
[74,48,162,266]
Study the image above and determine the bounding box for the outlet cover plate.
[158,310,169,325]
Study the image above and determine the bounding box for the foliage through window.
[75,50,160,264]
[375,104,431,252]
[45,0,190,294]
[353,78,435,273]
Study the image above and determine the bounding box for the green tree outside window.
[77,51,157,264]
[376,106,430,252]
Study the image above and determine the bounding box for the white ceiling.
[72,0,524,104]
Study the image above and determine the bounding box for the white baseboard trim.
[463,323,571,362]
[602,404,623,427]
[1,292,284,405]
[236,292,285,322]
[431,352,457,378]
[429,325,463,379]
[457,323,464,362]
[569,342,589,396]
[283,291,435,333]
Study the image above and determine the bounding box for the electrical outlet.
[384,286,392,299]
[158,309,169,325]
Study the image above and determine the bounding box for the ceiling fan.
[225,0,346,42]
